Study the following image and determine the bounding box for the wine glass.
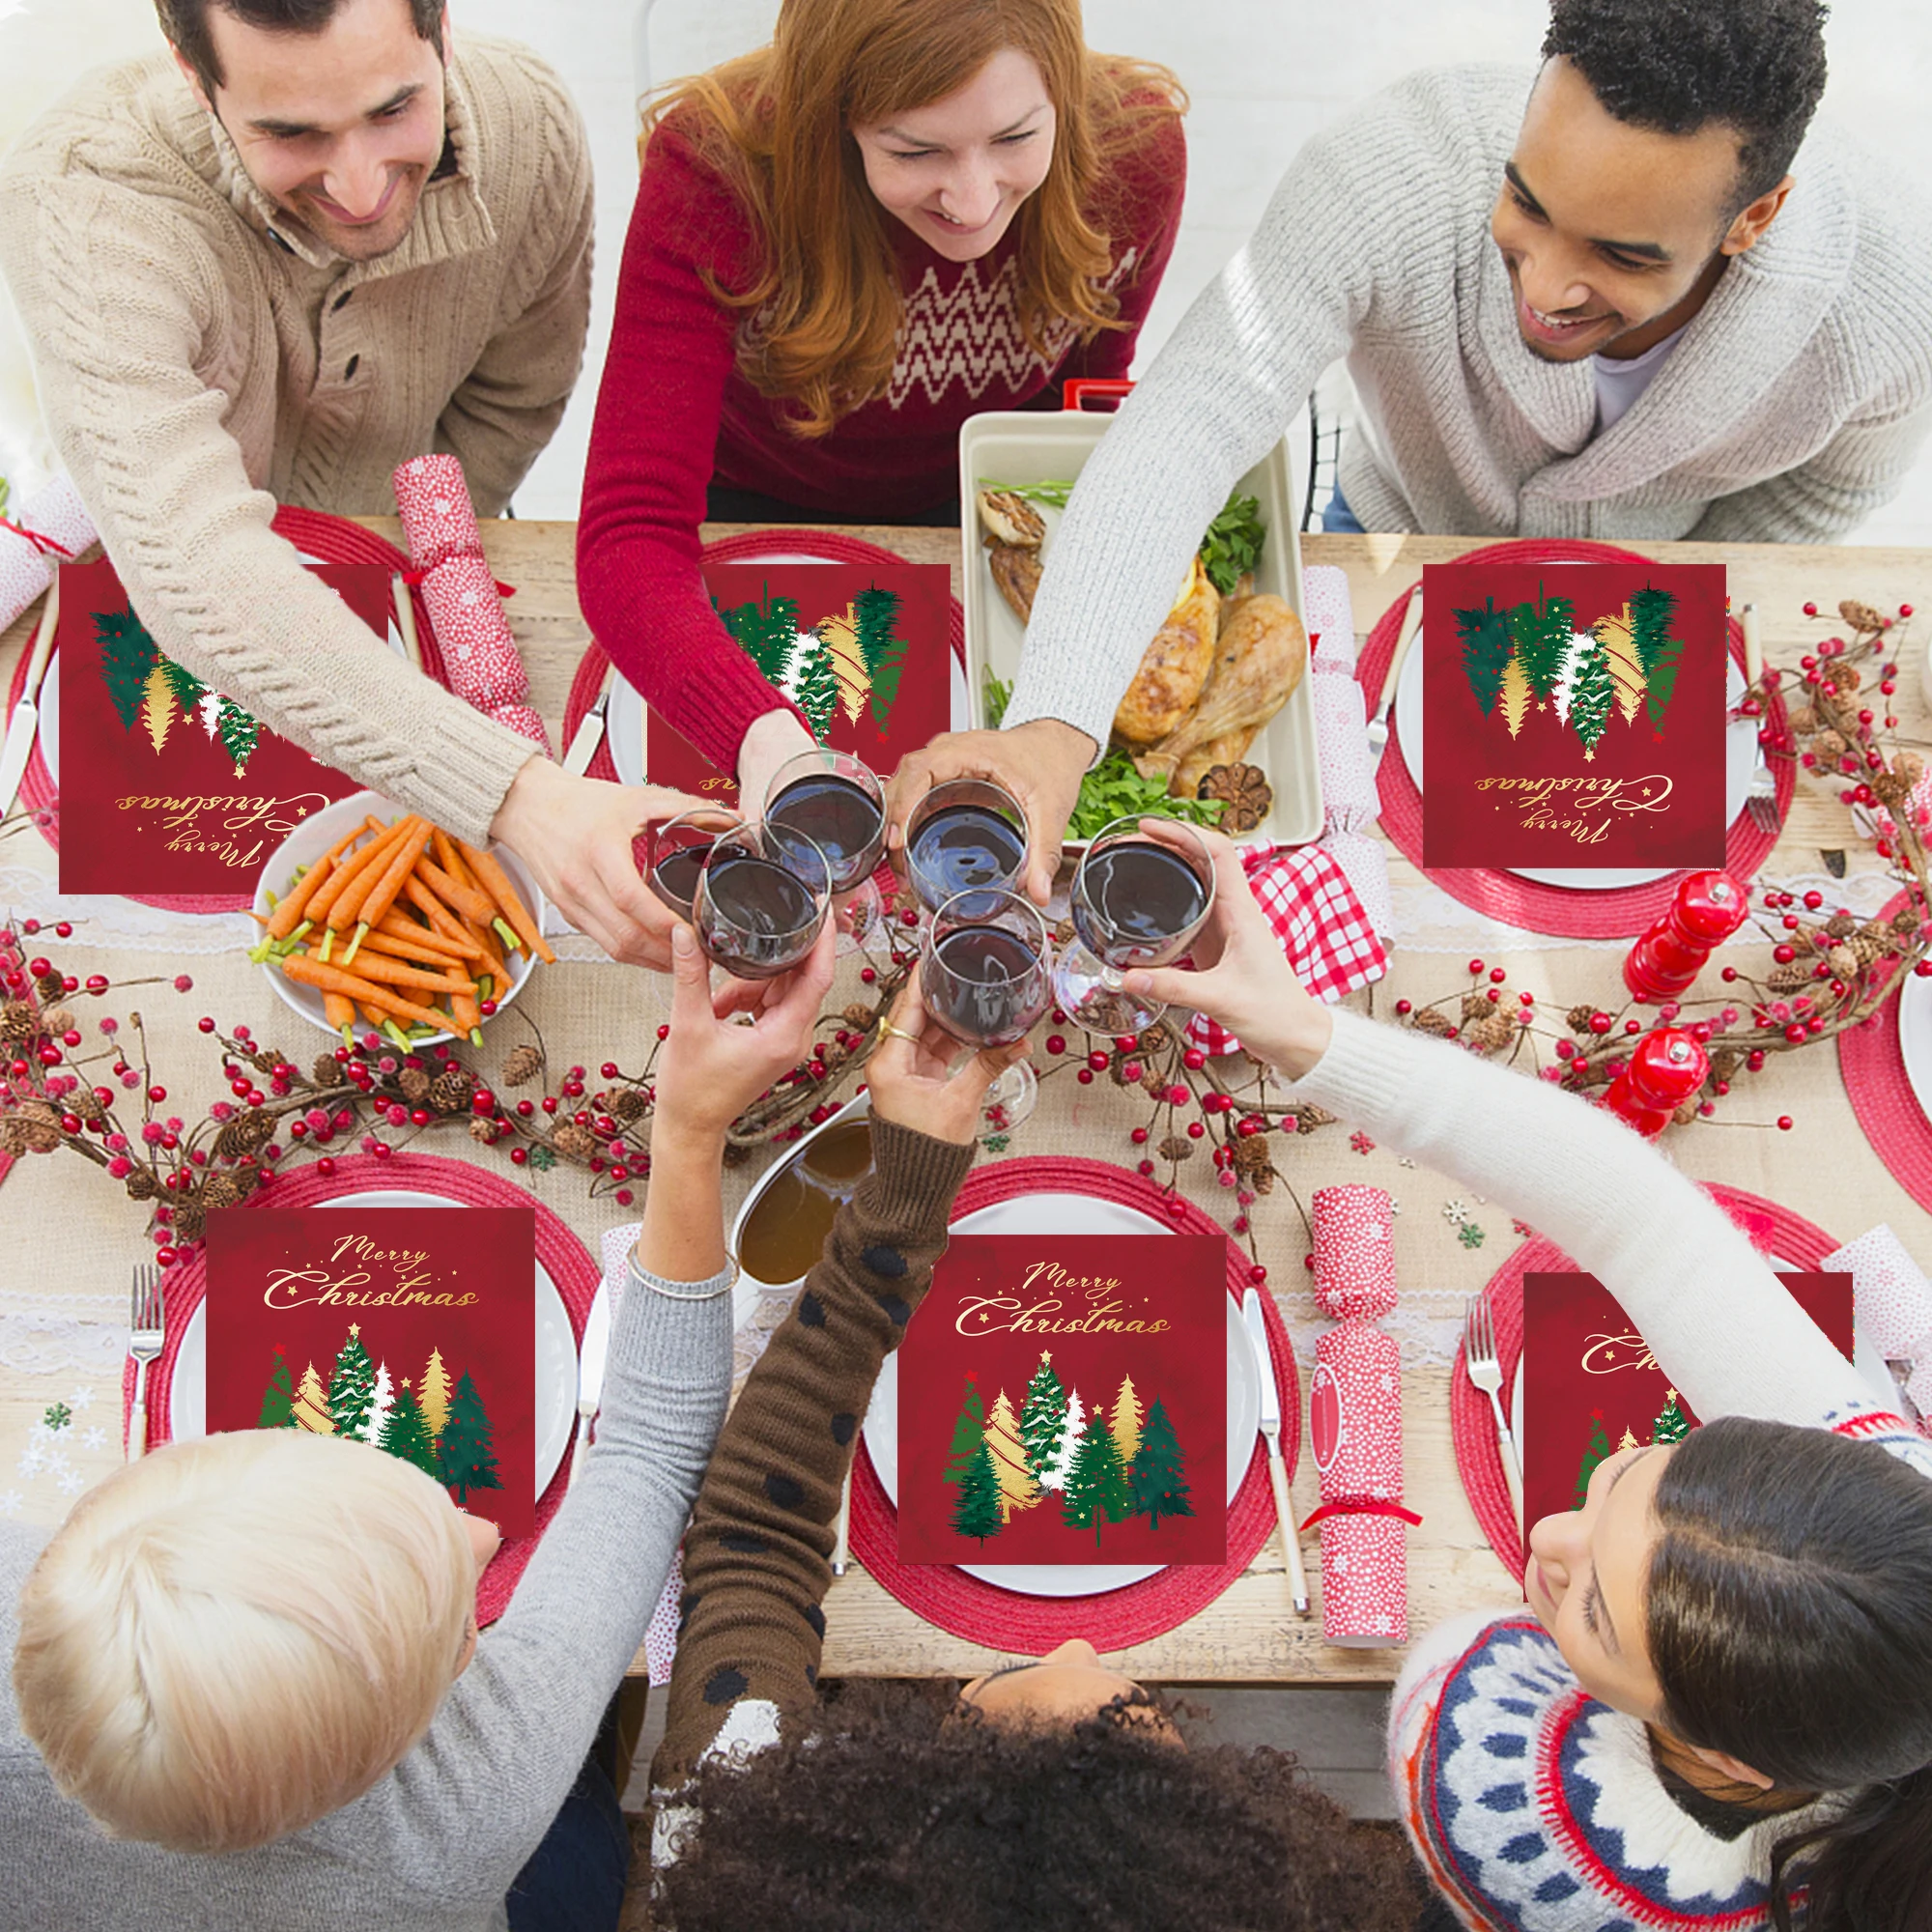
[903,778,1029,915]
[693,821,831,980]
[764,748,887,949]
[644,806,742,922]
[1053,816,1217,1036]
[922,888,1052,1138]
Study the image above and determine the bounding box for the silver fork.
[1463,1293,1523,1540]
[1740,602,1781,834]
[128,1263,164,1462]
[1365,582,1424,772]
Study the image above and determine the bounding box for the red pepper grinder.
[1601,1028,1711,1139]
[1623,869,1748,1004]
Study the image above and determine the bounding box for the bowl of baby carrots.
[249,791,553,1048]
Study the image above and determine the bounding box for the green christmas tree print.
[96,609,160,732]
[436,1371,503,1505]
[216,696,262,777]
[1454,598,1515,718]
[327,1325,378,1440]
[1567,632,1615,760]
[1651,1388,1690,1444]
[161,655,209,718]
[852,585,909,731]
[1018,1351,1068,1487]
[717,588,803,688]
[1060,1411,1131,1547]
[1573,1409,1613,1509]
[1125,1397,1194,1528]
[376,1380,440,1477]
[1629,584,1686,734]
[794,631,840,744]
[951,1439,1005,1547]
[942,1375,986,1490]
[1509,589,1575,708]
[256,1349,298,1430]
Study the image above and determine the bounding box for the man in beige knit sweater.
[0,0,687,968]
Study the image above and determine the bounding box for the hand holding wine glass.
[867,965,1031,1148]
[693,821,832,981]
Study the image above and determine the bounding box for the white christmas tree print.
[1549,631,1595,725]
[197,689,223,740]
[362,1362,395,1445]
[1040,1388,1084,1492]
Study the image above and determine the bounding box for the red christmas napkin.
[205,1206,538,1538]
[1421,560,1729,870]
[1310,1184,1414,1645]
[55,557,384,895]
[643,563,952,805]
[391,455,551,753]
[895,1235,1227,1565]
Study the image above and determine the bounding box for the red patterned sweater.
[576,110,1185,779]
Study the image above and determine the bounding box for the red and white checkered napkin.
[1308,1183,1413,1645]
[1183,843,1387,1057]
[1825,1224,1932,1430]
[391,455,552,753]
[1304,564,1393,942]
[0,475,96,631]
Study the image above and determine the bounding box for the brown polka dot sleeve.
[654,1120,975,1783]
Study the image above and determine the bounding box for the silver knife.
[567,1280,612,1488]
[1242,1287,1311,1615]
[0,576,62,817]
[563,662,616,778]
[1364,582,1423,773]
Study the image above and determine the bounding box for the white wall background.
[1,0,1927,537]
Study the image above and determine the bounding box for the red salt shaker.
[1600,1028,1710,1139]
[1623,870,1748,1003]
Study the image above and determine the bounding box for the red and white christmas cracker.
[1824,1223,1932,1433]
[1304,563,1394,942]
[0,475,95,632]
[391,455,552,753]
[1307,1183,1415,1645]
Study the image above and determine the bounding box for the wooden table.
[2,523,1926,1689]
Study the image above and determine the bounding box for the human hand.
[885,718,1094,907]
[1120,828,1333,1079]
[653,920,837,1143]
[865,965,1028,1147]
[735,709,820,824]
[489,759,712,970]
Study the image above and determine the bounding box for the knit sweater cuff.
[857,1120,976,1239]
[406,700,551,848]
[1278,1008,1406,1122]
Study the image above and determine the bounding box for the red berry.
[1395,999,1412,1016]
[1045,1035,1066,1056]
[1774,944,1796,964]
[155,1247,177,1268]
[615,1189,634,1207]
[860,967,876,984]
[1076,1068,1094,1085]
[1183,1046,1207,1070]
[1489,967,1507,984]
[1803,602,1818,616]
[1588,1012,1612,1035]
[147,1085,165,1103]
[1130,1126,1149,1145]
[1467,958,1485,975]
[479,999,498,1017]
[1186,1121,1205,1139]
[1087,1050,1109,1071]
[85,975,107,995]
[657,1024,670,1040]
[1137,1159,1154,1178]
[1249,1264,1267,1285]
[1776,1115,1794,1131]
[1901,604,1916,618]
[470,1089,497,1114]
[510,1146,528,1165]
[1803,891,1824,910]
[601,1063,619,1080]
[18,920,35,934]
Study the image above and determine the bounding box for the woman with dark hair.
[1122,831,1932,1932]
[647,969,1423,1931]
[577,0,1185,819]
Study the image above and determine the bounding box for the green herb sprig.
[1198,493,1264,595]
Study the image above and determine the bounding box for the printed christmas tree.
[1060,1409,1130,1547]
[95,609,160,732]
[1018,1351,1069,1489]
[1041,1386,1085,1492]
[1573,1409,1612,1509]
[215,696,261,778]
[1454,597,1514,717]
[1651,1388,1690,1444]
[363,1361,395,1446]
[418,1348,454,1439]
[1592,603,1648,724]
[1125,1397,1194,1528]
[980,1387,1040,1522]
[377,1378,440,1478]
[1567,632,1615,761]
[1509,589,1575,710]
[140,662,176,753]
[1630,584,1686,734]
[327,1324,379,1440]
[951,1439,1005,1547]
[942,1375,987,1491]
[256,1348,298,1429]
[793,629,841,744]
[852,585,909,731]
[1109,1376,1145,1464]
[436,1371,503,1506]
[292,1360,333,1434]
[716,586,804,688]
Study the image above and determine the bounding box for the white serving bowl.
[251,789,548,1046]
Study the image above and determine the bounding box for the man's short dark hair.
[1544,0,1830,210]
[156,0,445,101]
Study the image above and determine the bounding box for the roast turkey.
[1134,593,1307,784]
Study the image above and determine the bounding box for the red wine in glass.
[906,797,1027,911]
[767,773,885,895]
[651,843,709,915]
[695,825,829,980]
[923,888,1051,1136]
[646,807,742,922]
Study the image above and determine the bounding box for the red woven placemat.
[1360,538,1791,939]
[14,507,444,915]
[119,1151,598,1626]
[846,1155,1297,1657]
[1451,1184,1839,1580]
[1836,889,1932,1211]
[562,528,967,783]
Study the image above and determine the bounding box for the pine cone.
[1832,663,1863,695]
[34,971,63,1006]
[311,1054,345,1087]
[500,1044,543,1089]
[1470,1011,1517,1054]
[552,1122,597,1160]
[1138,1020,1178,1057]
[1824,913,1858,940]
[40,1006,72,1038]
[1828,944,1860,980]
[71,1090,105,1124]
[1852,923,1896,968]
[0,1001,35,1041]
[1566,1004,1597,1034]
[1838,598,1886,635]
[1673,1099,1701,1127]
[469,1118,501,1147]
[125,1166,158,1199]
[1894,907,1923,936]
[429,1069,474,1114]
[610,1087,648,1121]
[1709,1046,1743,1083]
[1196,762,1273,835]
[247,1048,281,1076]
[172,1200,207,1244]
[1812,728,1849,763]
[200,1174,242,1210]
[1156,1134,1193,1162]
[213,1111,273,1159]
[1460,991,1493,1024]
[841,1004,874,1029]
[1413,1009,1456,1038]
[1787,703,1818,736]
[229,1163,260,1199]
[1767,960,1815,995]
[0,1110,56,1153]
[399,1067,432,1104]
[1574,1058,1615,1089]
[1896,752,1926,788]
[1288,1103,1336,1129]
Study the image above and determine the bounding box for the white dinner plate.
[168,1187,577,1500]
[864,1191,1262,1599]
[39,573,405,794]
[1395,635,1753,889]
[1896,970,1932,1132]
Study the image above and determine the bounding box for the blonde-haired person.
[576,0,1185,822]
[4,920,837,1932]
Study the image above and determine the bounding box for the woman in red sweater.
[577,0,1186,814]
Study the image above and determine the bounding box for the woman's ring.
[879,1022,922,1044]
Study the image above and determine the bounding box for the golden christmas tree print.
[981,1387,1041,1522]
[140,662,176,753]
[418,1347,453,1438]
[293,1360,332,1433]
[816,602,870,726]
[1498,655,1531,739]
[1593,603,1648,725]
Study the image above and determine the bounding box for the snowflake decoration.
[527,1144,557,1173]
[1350,1131,1376,1155]
[983,1132,1012,1154]
[15,1449,43,1480]
[80,1427,106,1452]
[56,1469,85,1495]
[42,1403,71,1433]
[1441,1200,1470,1227]
[0,1490,19,1517]
[1458,1223,1487,1250]
[68,1386,95,1412]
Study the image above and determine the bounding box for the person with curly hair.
[1121,829,1932,1932]
[896,0,1932,899]
[576,0,1186,828]
[647,968,1421,1932]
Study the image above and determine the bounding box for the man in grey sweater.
[888,0,1932,895]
